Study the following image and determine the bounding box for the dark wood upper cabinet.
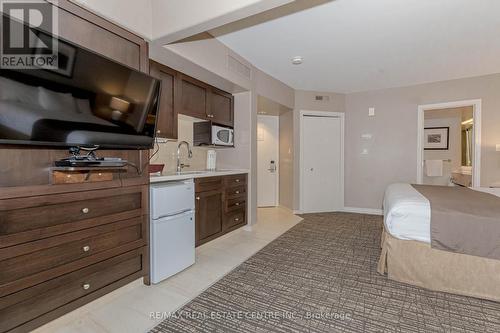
[180,74,210,120]
[149,61,178,139]
[147,64,235,138]
[178,74,234,126]
[210,88,234,127]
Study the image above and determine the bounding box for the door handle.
[268,160,276,173]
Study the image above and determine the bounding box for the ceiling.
[213,0,500,93]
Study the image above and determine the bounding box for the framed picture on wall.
[424,127,449,150]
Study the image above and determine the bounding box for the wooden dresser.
[0,2,150,332]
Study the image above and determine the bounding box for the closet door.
[302,115,343,213]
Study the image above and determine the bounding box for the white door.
[302,114,343,213]
[257,115,279,207]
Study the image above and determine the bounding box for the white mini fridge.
[150,180,195,284]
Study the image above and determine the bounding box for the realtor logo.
[1,0,58,69]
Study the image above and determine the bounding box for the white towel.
[425,160,443,177]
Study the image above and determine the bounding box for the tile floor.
[32,207,302,333]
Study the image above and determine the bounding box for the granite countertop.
[149,169,249,183]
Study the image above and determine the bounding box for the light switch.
[361,133,372,139]
[368,107,375,116]
[361,149,369,155]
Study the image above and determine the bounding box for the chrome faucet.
[176,141,193,173]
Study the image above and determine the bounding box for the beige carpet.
[151,213,500,332]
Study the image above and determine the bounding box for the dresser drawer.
[225,185,246,199]
[195,177,223,193]
[0,187,143,245]
[0,218,143,288]
[0,249,144,333]
[223,209,245,231]
[225,197,246,212]
[223,174,247,188]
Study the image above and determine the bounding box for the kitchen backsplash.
[150,114,210,173]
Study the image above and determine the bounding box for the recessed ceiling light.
[291,56,303,65]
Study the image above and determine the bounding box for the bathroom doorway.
[417,100,482,187]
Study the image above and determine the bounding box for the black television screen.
[0,17,161,149]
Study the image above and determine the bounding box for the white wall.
[71,0,295,43]
[345,73,500,210]
[70,0,153,39]
[279,111,294,210]
[151,0,293,44]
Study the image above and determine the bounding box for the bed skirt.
[377,229,500,302]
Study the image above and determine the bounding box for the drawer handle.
[235,179,240,183]
[235,202,240,206]
[196,196,200,201]
[82,207,89,214]
[82,283,91,290]
[235,190,240,194]
[234,218,240,222]
[82,245,91,252]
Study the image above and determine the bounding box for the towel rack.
[425,159,452,162]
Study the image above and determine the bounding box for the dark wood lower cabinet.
[195,190,223,243]
[195,174,247,246]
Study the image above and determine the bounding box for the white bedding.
[383,183,500,243]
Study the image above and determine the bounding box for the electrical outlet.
[368,107,375,116]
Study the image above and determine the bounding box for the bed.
[378,183,500,302]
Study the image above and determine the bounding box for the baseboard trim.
[342,207,383,216]
[292,210,303,215]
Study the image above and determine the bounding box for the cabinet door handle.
[196,196,200,200]
[235,202,240,206]
[235,190,240,194]
[234,218,240,222]
[157,130,161,134]
[82,245,91,252]
[82,283,91,290]
[82,207,89,214]
[235,179,240,183]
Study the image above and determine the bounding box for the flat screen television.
[0,17,161,149]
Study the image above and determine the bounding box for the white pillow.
[0,76,39,106]
[38,87,77,113]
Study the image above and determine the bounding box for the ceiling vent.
[315,95,330,101]
[228,55,252,79]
